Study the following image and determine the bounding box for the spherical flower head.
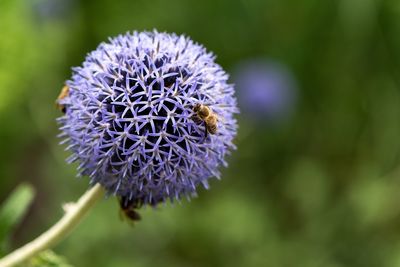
[234,59,297,123]
[58,31,238,206]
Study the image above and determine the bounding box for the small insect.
[55,85,69,113]
[118,196,141,223]
[192,103,218,138]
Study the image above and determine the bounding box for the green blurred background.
[2,0,400,266]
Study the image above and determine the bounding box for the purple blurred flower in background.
[33,0,75,21]
[58,31,238,206]
[233,59,298,123]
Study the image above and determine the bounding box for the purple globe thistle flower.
[58,31,238,206]
[234,59,297,123]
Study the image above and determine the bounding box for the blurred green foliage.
[2,0,400,266]
[27,250,73,267]
[0,183,35,256]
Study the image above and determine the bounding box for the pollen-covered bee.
[56,85,69,113]
[192,103,218,138]
[118,196,141,223]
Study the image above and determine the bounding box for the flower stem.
[0,183,105,267]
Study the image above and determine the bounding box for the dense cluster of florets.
[58,31,238,205]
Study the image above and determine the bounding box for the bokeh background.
[1,0,400,266]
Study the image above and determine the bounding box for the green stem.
[0,183,105,267]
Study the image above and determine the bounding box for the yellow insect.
[56,85,69,113]
[192,103,218,138]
